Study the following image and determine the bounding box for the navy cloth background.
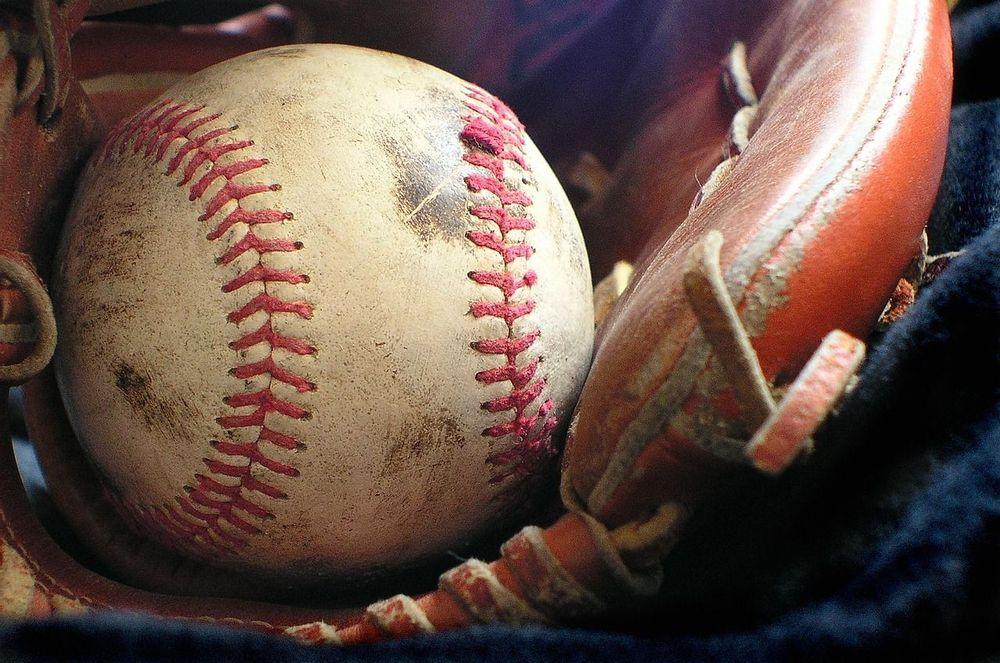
[3,2,1000,660]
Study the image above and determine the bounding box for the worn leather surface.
[0,43,95,270]
[565,0,952,529]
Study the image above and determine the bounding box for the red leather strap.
[746,331,866,475]
[337,512,660,645]
[0,252,55,386]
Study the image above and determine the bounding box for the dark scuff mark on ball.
[381,413,465,478]
[374,80,470,243]
[95,224,144,282]
[115,362,149,398]
[113,362,198,440]
[377,131,467,243]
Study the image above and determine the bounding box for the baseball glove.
[0,0,952,645]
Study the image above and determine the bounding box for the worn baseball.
[53,44,593,586]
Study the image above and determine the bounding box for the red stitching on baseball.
[227,293,312,324]
[229,320,315,355]
[96,99,314,556]
[461,87,559,484]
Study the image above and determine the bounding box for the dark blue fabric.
[3,4,1000,661]
[927,99,1000,251]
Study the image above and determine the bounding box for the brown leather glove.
[0,0,952,645]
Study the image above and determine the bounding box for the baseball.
[52,44,593,587]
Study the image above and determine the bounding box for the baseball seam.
[460,86,559,484]
[96,98,312,556]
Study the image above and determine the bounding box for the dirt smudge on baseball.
[381,413,464,478]
[113,362,198,440]
[377,130,467,244]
